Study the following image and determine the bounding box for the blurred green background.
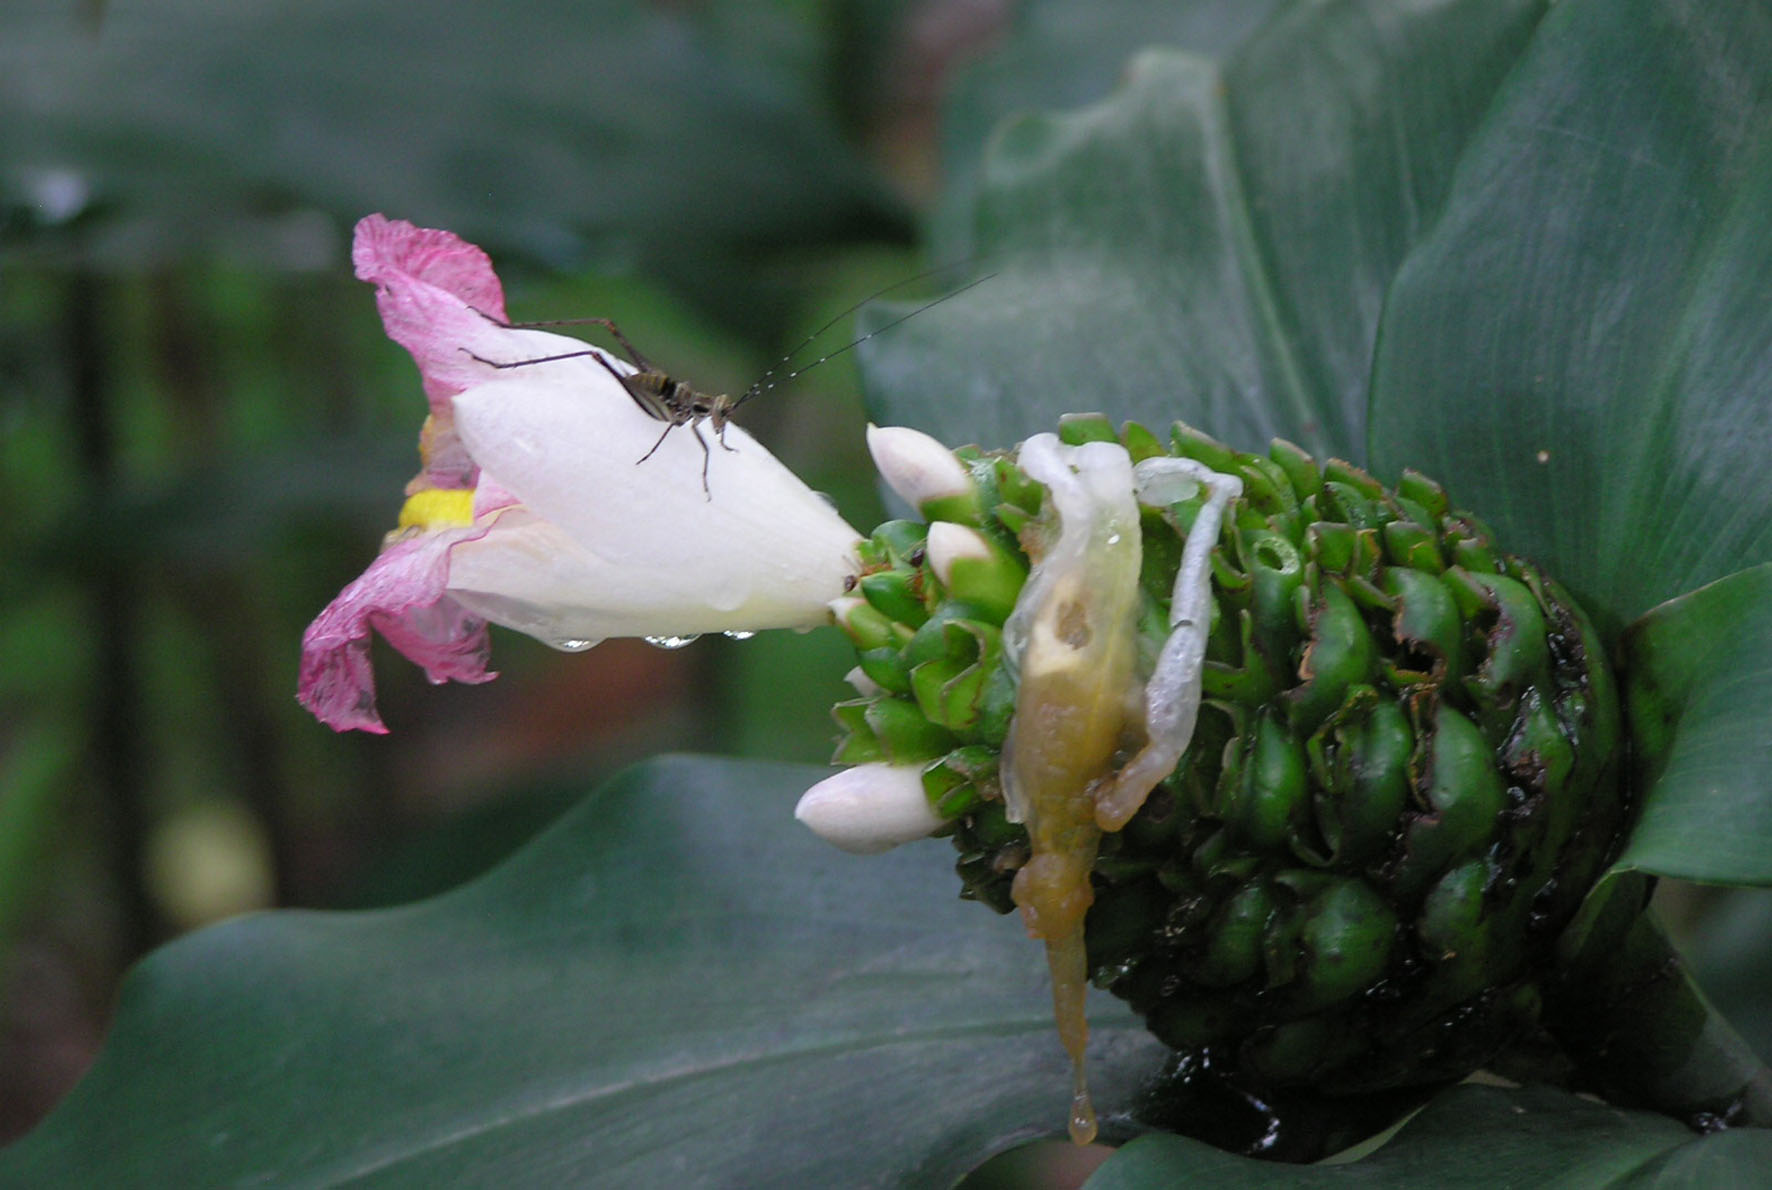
[0,0,1020,1140]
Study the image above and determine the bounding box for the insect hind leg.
[461,346,607,370]
[478,310,655,372]
[636,420,676,466]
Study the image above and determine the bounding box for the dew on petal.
[550,638,598,653]
[722,630,757,640]
[643,633,703,650]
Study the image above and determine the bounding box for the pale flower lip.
[298,214,862,733]
[449,367,863,642]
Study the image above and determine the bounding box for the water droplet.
[551,638,597,653]
[722,630,756,641]
[1068,1067,1098,1145]
[643,634,702,650]
[1106,532,1122,545]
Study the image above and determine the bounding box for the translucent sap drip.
[1045,923,1099,1145]
[642,633,702,650]
[1010,689,1107,1148]
[1070,1064,1099,1146]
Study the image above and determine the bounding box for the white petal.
[794,763,944,854]
[447,359,862,642]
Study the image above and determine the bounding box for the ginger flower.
[299,215,861,733]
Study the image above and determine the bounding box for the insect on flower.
[465,269,993,496]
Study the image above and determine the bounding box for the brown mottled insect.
[470,270,991,496]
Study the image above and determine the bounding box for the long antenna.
[734,269,995,410]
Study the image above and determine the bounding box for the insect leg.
[632,418,714,498]
[710,404,738,454]
[579,319,655,372]
[691,421,714,497]
[636,420,677,465]
[498,316,656,373]
[461,344,673,426]
[463,346,608,369]
[465,306,657,372]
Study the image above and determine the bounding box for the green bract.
[836,417,1629,1098]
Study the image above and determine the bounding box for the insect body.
[468,315,742,496]
[468,269,992,497]
[575,318,747,493]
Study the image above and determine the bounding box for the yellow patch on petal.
[398,488,476,531]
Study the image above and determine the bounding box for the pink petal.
[353,215,507,320]
[298,529,497,733]
[352,214,510,409]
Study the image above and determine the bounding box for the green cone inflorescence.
[834,415,1629,1097]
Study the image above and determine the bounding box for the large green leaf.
[0,757,1166,1186]
[1085,1084,1772,1187]
[861,0,1546,458]
[1367,0,1772,628]
[933,0,1287,255]
[1617,565,1772,886]
[1686,890,1772,1065]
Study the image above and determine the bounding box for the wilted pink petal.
[352,214,512,411]
[353,214,506,323]
[298,529,496,733]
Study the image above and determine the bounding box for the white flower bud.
[794,762,944,854]
[925,520,1025,620]
[828,594,867,624]
[924,522,993,589]
[866,424,975,515]
[844,666,883,697]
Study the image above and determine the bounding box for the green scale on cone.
[835,416,1629,1097]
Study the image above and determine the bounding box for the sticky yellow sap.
[1004,624,1128,1144]
[1001,441,1244,1144]
[1002,437,1144,1144]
